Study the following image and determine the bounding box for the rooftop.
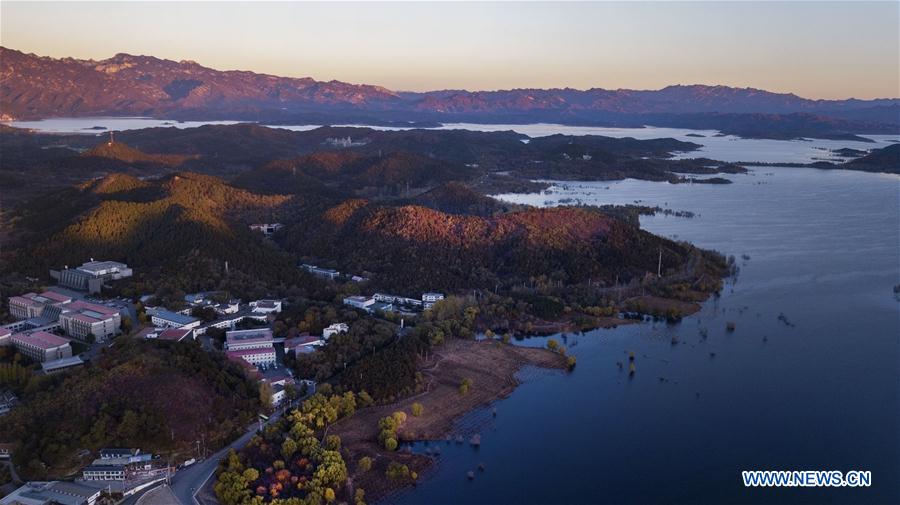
[286,335,323,347]
[41,356,84,373]
[76,260,128,274]
[67,300,119,316]
[152,310,199,326]
[157,328,192,341]
[12,331,70,350]
[1,481,100,505]
[226,328,274,344]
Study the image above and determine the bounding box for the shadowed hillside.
[0,339,261,480]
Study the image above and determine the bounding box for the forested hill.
[279,199,704,293]
[4,165,716,297]
[0,340,260,480]
[6,172,310,299]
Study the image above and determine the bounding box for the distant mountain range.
[2,47,898,139]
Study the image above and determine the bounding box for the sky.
[1,1,898,99]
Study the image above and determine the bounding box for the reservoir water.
[389,169,899,504]
[8,117,897,164]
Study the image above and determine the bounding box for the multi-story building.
[0,328,11,347]
[58,301,121,343]
[10,331,72,363]
[51,260,132,294]
[225,329,274,351]
[82,464,126,481]
[301,264,340,279]
[150,310,201,330]
[226,347,277,366]
[374,293,423,308]
[225,329,276,367]
[8,291,72,320]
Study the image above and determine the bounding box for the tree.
[459,378,472,394]
[259,382,274,411]
[411,402,424,417]
[242,468,260,482]
[281,438,298,460]
[325,434,341,451]
[357,391,374,407]
[386,462,411,480]
[547,339,559,351]
[357,457,372,472]
[120,316,133,334]
[384,437,398,451]
[324,488,336,503]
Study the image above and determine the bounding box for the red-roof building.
[8,291,72,320]
[58,300,122,342]
[11,331,72,362]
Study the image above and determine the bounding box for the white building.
[150,310,201,330]
[422,292,445,309]
[225,328,276,367]
[51,260,132,294]
[0,481,101,505]
[323,323,349,340]
[301,264,340,279]
[343,296,374,310]
[374,293,423,308]
[250,299,282,314]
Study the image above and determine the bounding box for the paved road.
[169,410,286,505]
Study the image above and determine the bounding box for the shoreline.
[330,338,568,502]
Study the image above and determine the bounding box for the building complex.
[50,260,132,294]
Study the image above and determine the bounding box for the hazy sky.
[2,1,898,99]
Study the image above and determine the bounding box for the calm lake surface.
[389,167,899,504]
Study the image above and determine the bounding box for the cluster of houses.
[343,291,445,314]
[140,293,283,341]
[0,448,168,505]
